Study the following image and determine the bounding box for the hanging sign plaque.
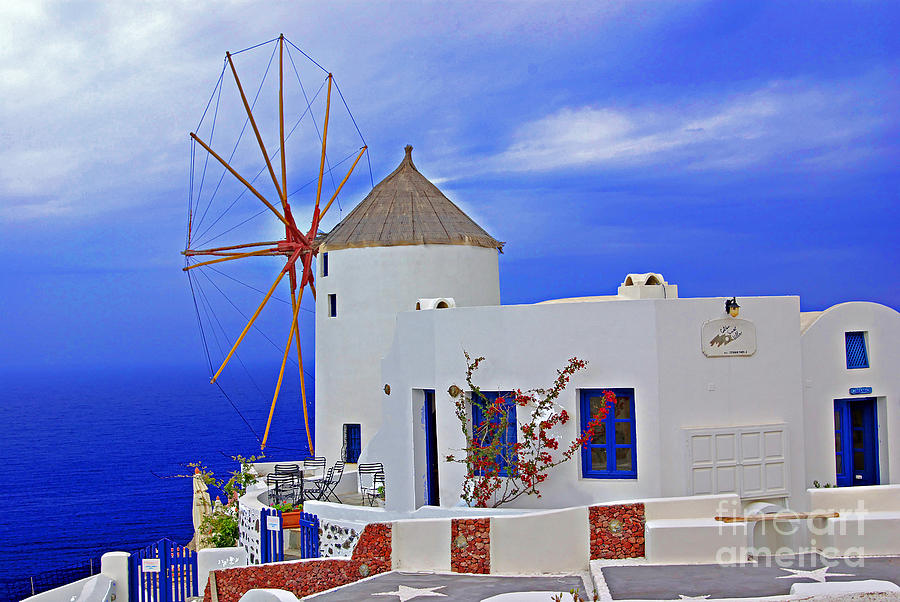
[266,515,281,531]
[142,558,161,573]
[702,318,757,357]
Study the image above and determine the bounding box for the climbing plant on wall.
[446,353,612,508]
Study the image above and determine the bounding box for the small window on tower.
[328,294,337,318]
[322,252,329,277]
[845,331,869,369]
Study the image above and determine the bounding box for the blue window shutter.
[845,332,869,369]
[504,400,517,476]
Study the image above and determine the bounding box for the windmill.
[183,35,369,454]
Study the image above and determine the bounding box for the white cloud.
[489,77,889,174]
[0,1,667,223]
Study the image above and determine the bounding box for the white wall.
[654,296,806,506]
[315,244,500,464]
[22,577,94,602]
[378,294,815,512]
[800,302,900,488]
[377,298,661,511]
[392,519,451,571]
[490,507,590,574]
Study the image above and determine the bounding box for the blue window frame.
[328,294,337,318]
[580,388,637,479]
[322,252,329,277]
[471,391,516,477]
[845,332,869,369]
[343,424,361,463]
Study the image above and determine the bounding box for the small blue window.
[328,294,337,318]
[845,332,869,369]
[581,388,637,479]
[322,252,329,277]
[344,424,361,463]
[471,391,516,477]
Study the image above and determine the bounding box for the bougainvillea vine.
[446,353,612,507]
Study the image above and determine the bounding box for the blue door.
[834,398,879,487]
[424,390,440,505]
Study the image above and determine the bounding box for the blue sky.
[0,1,897,371]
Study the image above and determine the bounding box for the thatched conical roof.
[319,146,503,252]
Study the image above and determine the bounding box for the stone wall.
[589,503,645,559]
[205,523,392,602]
[450,518,490,574]
[318,519,362,558]
[211,502,647,600]
[239,504,262,565]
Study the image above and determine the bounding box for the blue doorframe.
[424,390,440,506]
[834,397,879,487]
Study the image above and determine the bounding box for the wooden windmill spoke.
[294,254,315,452]
[306,269,316,301]
[227,51,284,202]
[291,287,314,454]
[210,266,289,383]
[313,74,333,218]
[185,250,281,257]
[278,35,288,209]
[185,241,281,254]
[182,248,278,271]
[190,133,311,248]
[318,146,367,223]
[261,282,304,450]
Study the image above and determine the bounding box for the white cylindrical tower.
[314,146,502,464]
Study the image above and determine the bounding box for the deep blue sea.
[0,364,313,585]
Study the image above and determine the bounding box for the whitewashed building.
[316,147,900,514]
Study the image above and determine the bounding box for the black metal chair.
[273,464,303,501]
[299,457,326,499]
[372,472,385,505]
[303,457,327,479]
[274,463,301,475]
[266,473,298,504]
[358,462,384,506]
[310,460,345,503]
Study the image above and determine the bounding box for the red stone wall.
[589,503,645,559]
[450,517,491,574]
[204,523,392,602]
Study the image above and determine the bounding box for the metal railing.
[0,558,100,602]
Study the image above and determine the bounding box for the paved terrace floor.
[596,554,900,600]
[293,555,900,601]
[304,572,589,601]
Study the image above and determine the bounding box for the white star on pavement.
[372,584,448,601]
[776,566,854,583]
[678,595,710,599]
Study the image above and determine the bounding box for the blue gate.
[129,538,197,602]
[260,507,284,564]
[294,512,320,559]
[260,508,319,562]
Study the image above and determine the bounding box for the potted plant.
[273,501,305,528]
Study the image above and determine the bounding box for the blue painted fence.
[129,538,197,602]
